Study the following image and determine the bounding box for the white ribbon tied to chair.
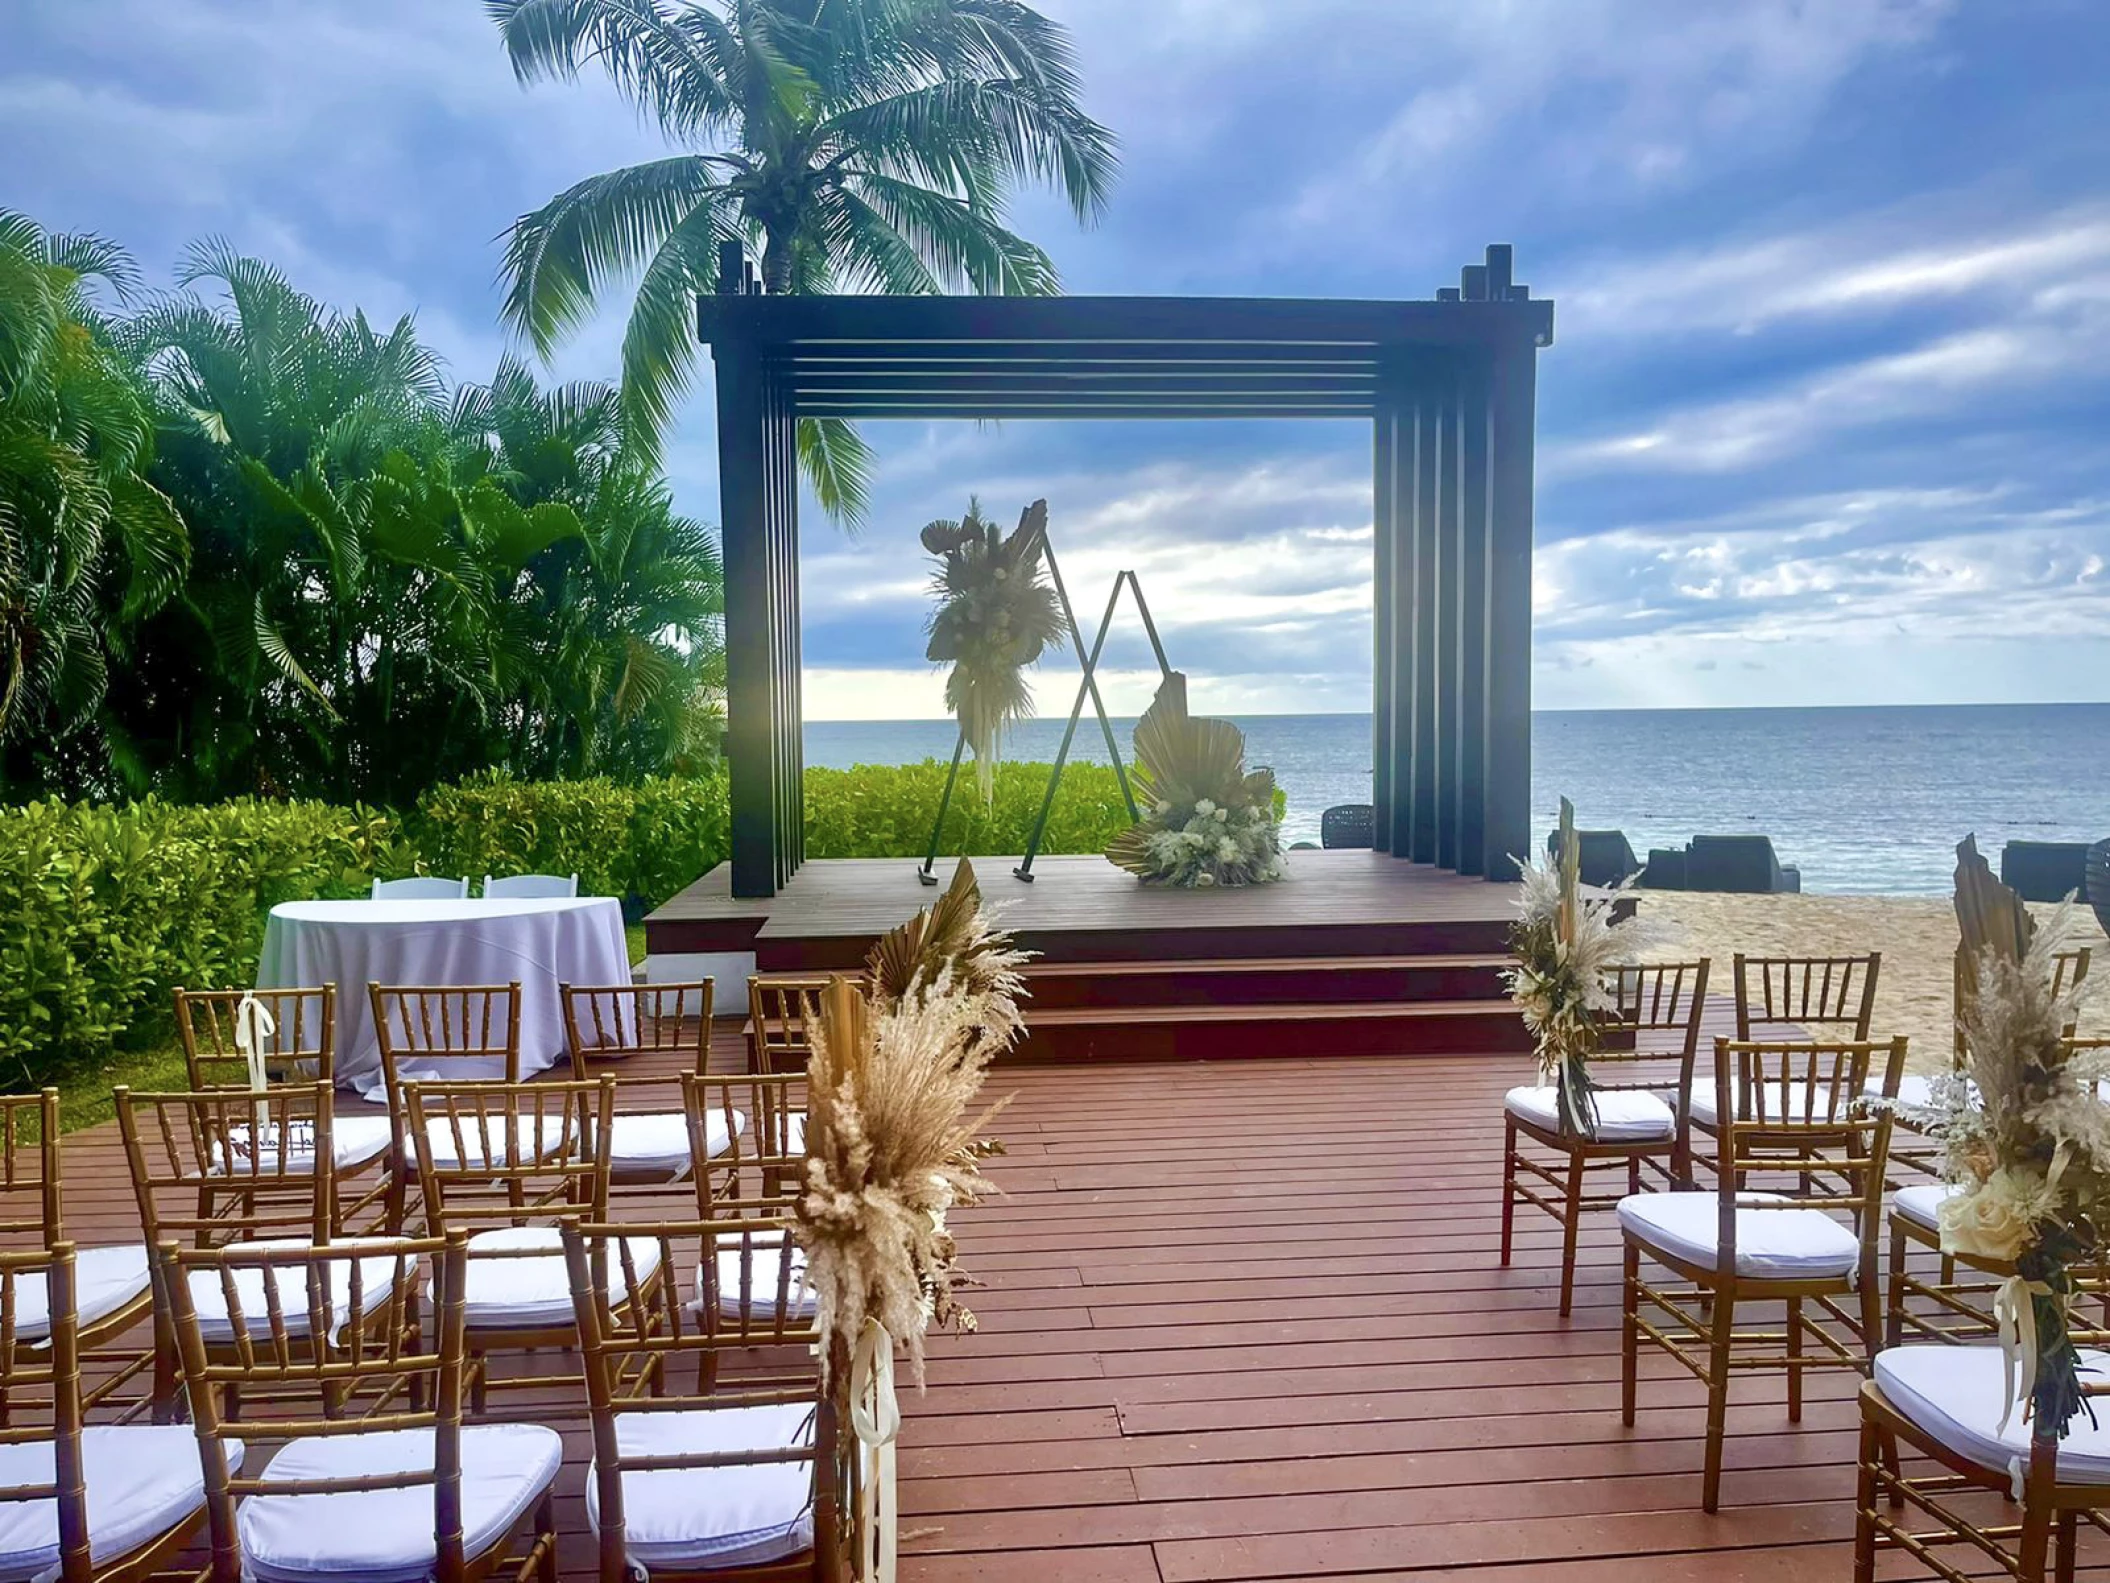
[233,990,276,1133]
[850,1317,900,1583]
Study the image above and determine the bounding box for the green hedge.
[0,761,1134,1081]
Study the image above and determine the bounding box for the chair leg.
[1701,1289,1736,1513]
[1885,1219,1906,1350]
[2056,1509,2077,1583]
[1858,1260,1884,1368]
[1621,1240,1639,1427]
[1786,1297,1803,1422]
[1558,1150,1585,1318]
[2021,1502,2052,1583]
[1853,1407,1881,1583]
[1499,1119,1518,1268]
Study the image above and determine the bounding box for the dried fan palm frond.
[1106,673,1285,888]
[923,498,1066,802]
[864,859,1032,1056]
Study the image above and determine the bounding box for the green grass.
[34,922,655,1136]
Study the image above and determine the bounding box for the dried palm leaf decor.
[1504,797,1629,1136]
[1899,835,2108,1438]
[795,860,1022,1581]
[923,498,1066,801]
[1105,672,1285,887]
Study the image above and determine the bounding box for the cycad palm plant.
[0,211,185,765]
[489,0,1117,521]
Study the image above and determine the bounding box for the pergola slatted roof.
[700,244,1553,897]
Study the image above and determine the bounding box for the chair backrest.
[561,981,714,1082]
[1733,953,1879,1040]
[403,1077,614,1235]
[482,873,579,900]
[1596,960,1712,1090]
[1952,945,2091,1062]
[1711,1037,1904,1272]
[747,975,839,1076]
[563,1216,837,1583]
[174,985,336,1090]
[369,983,522,1112]
[369,875,470,901]
[682,1072,806,1207]
[117,1083,341,1249]
[0,1243,91,1583]
[1319,804,1373,850]
[157,1231,468,1579]
[0,1092,62,1245]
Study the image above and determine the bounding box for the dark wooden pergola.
[700,242,1554,897]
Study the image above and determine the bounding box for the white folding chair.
[369,876,470,901]
[482,873,578,899]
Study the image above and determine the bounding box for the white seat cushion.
[1876,1345,2110,1483]
[4,1246,151,1342]
[603,1109,744,1177]
[703,1236,817,1320]
[239,1424,561,1583]
[214,1117,392,1176]
[463,1228,662,1330]
[1503,1085,1675,1143]
[1617,1190,1862,1279]
[1688,1080,1849,1128]
[586,1404,815,1569]
[418,1116,575,1172]
[188,1239,417,1343]
[0,1424,240,1581]
[1893,1182,1964,1233]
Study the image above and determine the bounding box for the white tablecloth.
[256,897,630,1092]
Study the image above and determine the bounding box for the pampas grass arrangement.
[1504,798,1629,1137]
[795,859,1022,1382]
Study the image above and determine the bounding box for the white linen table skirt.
[256,897,629,1091]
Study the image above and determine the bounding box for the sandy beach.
[1629,891,2110,1071]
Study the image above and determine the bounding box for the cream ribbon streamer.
[1994,1272,2043,1436]
[850,1317,900,1583]
[233,991,276,1134]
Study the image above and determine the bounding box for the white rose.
[1195,872,1216,887]
[1217,839,1238,862]
[1213,807,1228,821]
[1939,1177,2035,1263]
[1195,798,1216,816]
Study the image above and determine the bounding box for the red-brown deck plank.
[36,1021,2048,1581]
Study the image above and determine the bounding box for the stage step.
[1011,998,1530,1061]
[1021,953,1510,1010]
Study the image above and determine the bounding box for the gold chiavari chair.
[1857,1349,2110,1583]
[563,1216,846,1583]
[1621,1036,1907,1512]
[1501,960,1712,1315]
[0,1093,156,1422]
[746,975,840,1077]
[173,986,394,1229]
[116,1084,420,1420]
[403,1075,654,1417]
[682,1072,808,1208]
[0,1243,233,1582]
[157,1232,562,1583]
[562,980,727,1186]
[369,983,523,1229]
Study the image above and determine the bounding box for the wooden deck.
[46,1028,2096,1580]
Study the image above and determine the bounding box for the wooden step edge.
[1021,999,1523,1027]
[1022,952,1513,978]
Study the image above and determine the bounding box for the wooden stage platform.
[49,1033,2062,1582]
[649,852,1533,1060]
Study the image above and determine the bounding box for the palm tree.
[489,0,1118,521]
[0,211,186,772]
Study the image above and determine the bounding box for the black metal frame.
[915,538,1159,886]
[702,242,1553,896]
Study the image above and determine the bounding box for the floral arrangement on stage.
[1900,835,2108,1436]
[1504,798,1628,1137]
[795,859,1021,1377]
[923,498,1067,801]
[1105,672,1284,888]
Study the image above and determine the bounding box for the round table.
[256,897,630,1093]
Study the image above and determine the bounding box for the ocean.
[804,704,2110,896]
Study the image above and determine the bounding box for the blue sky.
[7,0,2109,718]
